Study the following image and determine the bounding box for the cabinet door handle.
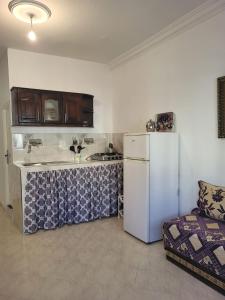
[37,111,40,120]
[64,113,67,122]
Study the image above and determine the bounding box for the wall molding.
[109,0,225,69]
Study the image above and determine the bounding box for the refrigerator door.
[124,134,150,160]
[149,133,179,242]
[123,158,150,243]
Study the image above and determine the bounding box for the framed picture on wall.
[218,76,225,138]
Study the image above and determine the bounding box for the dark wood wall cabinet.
[11,87,94,127]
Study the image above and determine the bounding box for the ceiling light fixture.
[27,13,37,41]
[8,0,51,41]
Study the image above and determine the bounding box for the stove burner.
[90,152,123,161]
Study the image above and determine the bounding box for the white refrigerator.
[123,132,178,243]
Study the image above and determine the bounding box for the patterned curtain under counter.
[24,162,123,234]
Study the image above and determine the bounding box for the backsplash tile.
[12,132,123,163]
[112,133,123,154]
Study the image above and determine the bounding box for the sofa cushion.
[163,213,225,280]
[197,180,225,222]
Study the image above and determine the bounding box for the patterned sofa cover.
[163,210,225,293]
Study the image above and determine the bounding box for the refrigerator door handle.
[124,157,149,162]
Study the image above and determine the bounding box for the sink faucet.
[27,139,43,153]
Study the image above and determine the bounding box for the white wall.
[112,11,225,214]
[7,49,113,133]
[0,51,10,206]
[0,51,10,108]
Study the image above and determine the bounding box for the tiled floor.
[0,206,223,300]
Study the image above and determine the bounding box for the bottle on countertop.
[108,143,114,154]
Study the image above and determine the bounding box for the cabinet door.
[80,95,93,127]
[63,93,81,125]
[42,92,63,124]
[18,89,41,124]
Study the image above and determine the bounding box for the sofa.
[163,181,225,294]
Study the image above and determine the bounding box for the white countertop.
[14,159,123,172]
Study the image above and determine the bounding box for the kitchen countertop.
[14,159,123,172]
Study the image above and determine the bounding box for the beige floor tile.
[0,206,224,300]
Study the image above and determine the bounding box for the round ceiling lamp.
[8,0,51,23]
[8,0,52,41]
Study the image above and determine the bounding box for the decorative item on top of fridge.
[156,112,175,132]
[146,119,156,132]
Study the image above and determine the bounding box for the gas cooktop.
[90,152,123,161]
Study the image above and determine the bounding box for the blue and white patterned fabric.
[24,163,123,234]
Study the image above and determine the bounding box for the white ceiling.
[0,0,208,63]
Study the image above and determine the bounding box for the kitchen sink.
[22,161,75,167]
[21,160,92,167]
[22,162,46,166]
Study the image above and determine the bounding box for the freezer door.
[124,134,150,160]
[123,159,150,243]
